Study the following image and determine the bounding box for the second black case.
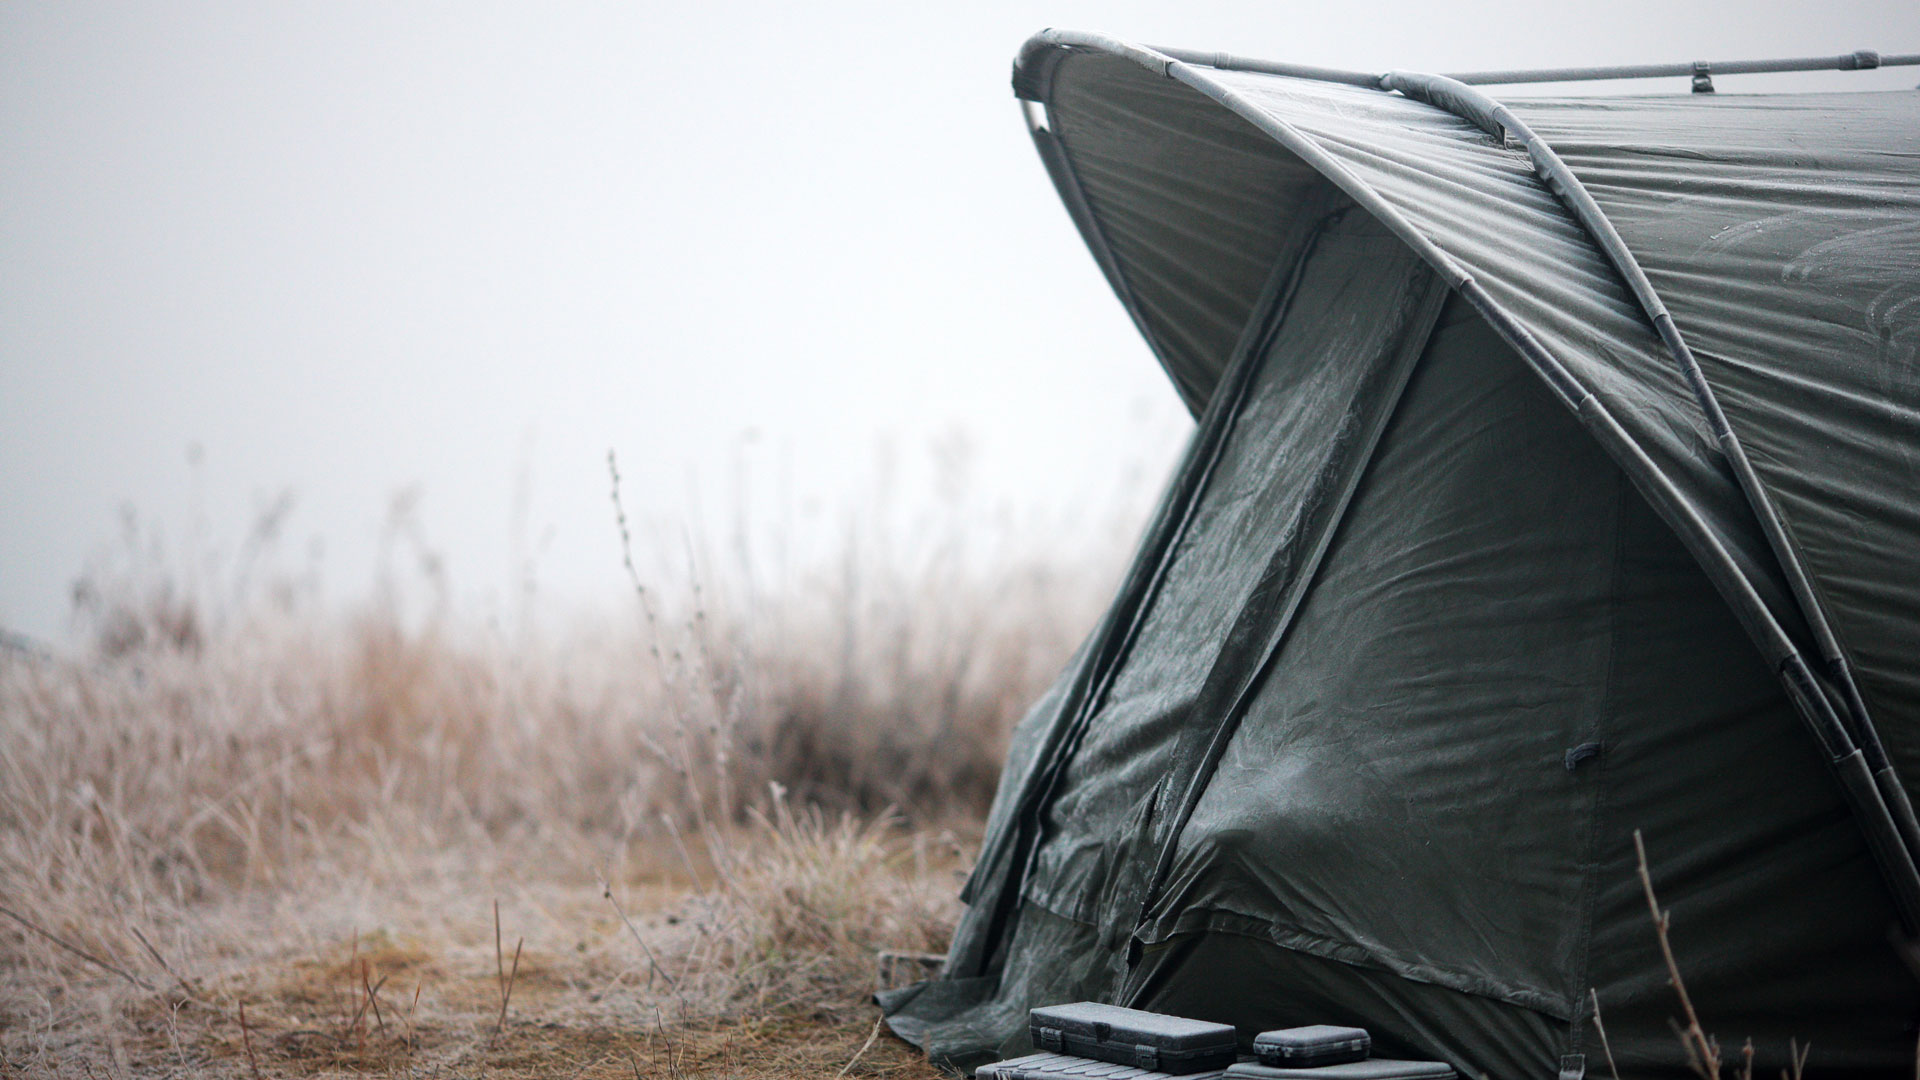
[1252,1026,1371,1068]
[1029,1003,1238,1075]
[1226,1061,1454,1080]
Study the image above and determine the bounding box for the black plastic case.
[1225,1061,1455,1080]
[1252,1026,1371,1067]
[979,1051,1233,1080]
[1029,1003,1239,1075]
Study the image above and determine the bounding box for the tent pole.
[1374,68,1920,884]
[1150,45,1920,88]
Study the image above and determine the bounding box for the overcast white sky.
[4,0,1917,642]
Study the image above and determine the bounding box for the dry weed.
[0,462,1150,1075]
[1588,832,1816,1080]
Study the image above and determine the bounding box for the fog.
[5,0,1916,642]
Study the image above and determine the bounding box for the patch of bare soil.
[1,809,970,1079]
[113,988,941,1079]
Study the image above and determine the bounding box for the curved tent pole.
[1015,29,1920,937]
[1373,66,1920,887]
[1149,45,1919,88]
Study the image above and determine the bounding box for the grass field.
[0,474,1142,1077]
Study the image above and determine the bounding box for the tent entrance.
[1121,286,1913,1073]
[943,198,1449,1001]
[1022,205,1449,953]
[910,200,1914,1076]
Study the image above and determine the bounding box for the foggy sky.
[5,0,1917,642]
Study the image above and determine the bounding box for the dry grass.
[0,799,969,1077]
[0,465,1149,1076]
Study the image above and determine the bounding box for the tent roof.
[1013,31,1920,918]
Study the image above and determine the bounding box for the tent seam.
[1565,469,1631,1063]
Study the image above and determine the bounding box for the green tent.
[880,32,1920,1079]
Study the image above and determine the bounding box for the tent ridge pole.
[1144,41,1920,88]
[1437,50,1916,86]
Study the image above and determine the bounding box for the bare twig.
[500,940,523,1037]
[660,813,705,892]
[345,962,374,1046]
[0,904,153,991]
[492,900,523,1046]
[653,1004,688,1080]
[239,1003,263,1080]
[343,930,361,1040]
[362,966,389,1034]
[607,449,648,625]
[406,981,423,1054]
[1589,988,1622,1080]
[604,878,678,990]
[1790,1037,1810,1080]
[837,1014,886,1078]
[163,1000,187,1067]
[610,448,726,835]
[1636,830,1720,1079]
[124,925,244,1024]
[129,926,196,1000]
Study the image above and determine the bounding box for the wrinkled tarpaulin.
[882,34,1920,1079]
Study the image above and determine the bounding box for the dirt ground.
[6,902,953,1079]
[102,998,944,1079]
[0,816,968,1079]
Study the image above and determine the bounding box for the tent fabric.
[883,34,1920,1080]
[1133,294,1912,1068]
[1025,212,1448,935]
[1041,49,1815,666]
[1504,93,1920,774]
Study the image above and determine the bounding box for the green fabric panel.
[1507,92,1920,786]
[1190,66,1809,655]
[1584,469,1919,1075]
[1129,928,1562,1080]
[1027,212,1439,935]
[1047,52,1324,410]
[1142,300,1619,1020]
